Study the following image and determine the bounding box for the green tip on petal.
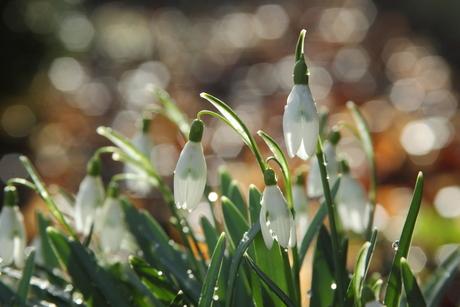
[329,127,341,145]
[189,119,204,142]
[264,168,277,186]
[107,182,119,198]
[3,186,18,207]
[340,158,350,174]
[87,157,102,177]
[141,112,153,133]
[293,59,309,85]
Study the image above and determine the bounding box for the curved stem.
[7,178,37,191]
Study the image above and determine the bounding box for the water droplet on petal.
[392,240,400,251]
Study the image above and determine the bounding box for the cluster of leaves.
[0,70,459,307]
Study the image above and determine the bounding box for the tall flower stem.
[316,139,346,304]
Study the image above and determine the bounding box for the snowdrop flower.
[99,182,125,253]
[260,168,296,249]
[0,186,26,268]
[283,56,319,161]
[307,129,341,198]
[174,119,207,212]
[75,157,105,236]
[336,160,367,234]
[124,116,154,196]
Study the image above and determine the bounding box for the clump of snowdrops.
[0,30,458,307]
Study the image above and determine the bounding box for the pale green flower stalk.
[365,301,386,307]
[0,186,26,268]
[283,31,319,161]
[98,182,125,253]
[124,116,154,196]
[336,159,368,234]
[307,128,341,198]
[260,168,296,249]
[75,157,105,236]
[174,119,207,212]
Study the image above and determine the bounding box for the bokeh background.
[1,0,460,305]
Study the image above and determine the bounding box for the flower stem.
[316,139,346,304]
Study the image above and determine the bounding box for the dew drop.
[214,286,219,291]
[284,248,288,252]
[168,239,175,246]
[183,227,189,233]
[213,295,219,301]
[180,219,187,226]
[392,240,400,251]
[307,290,312,298]
[158,271,163,276]
[331,283,337,290]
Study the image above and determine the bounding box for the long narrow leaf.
[384,172,424,307]
[423,247,460,306]
[17,249,36,307]
[153,87,190,138]
[401,258,426,307]
[352,242,371,307]
[198,233,226,307]
[244,254,296,307]
[221,196,249,251]
[20,156,75,237]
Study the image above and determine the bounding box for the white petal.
[0,207,16,266]
[99,197,125,253]
[174,141,207,211]
[292,185,308,214]
[265,186,292,248]
[336,174,367,234]
[259,201,273,250]
[125,132,154,196]
[75,175,105,236]
[13,207,26,268]
[307,142,339,198]
[283,85,319,161]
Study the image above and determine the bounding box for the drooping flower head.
[336,159,368,234]
[174,119,207,212]
[75,157,105,236]
[124,114,154,196]
[283,30,319,161]
[0,186,26,268]
[99,182,125,253]
[307,128,341,198]
[260,168,296,249]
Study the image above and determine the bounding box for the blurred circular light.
[422,90,457,119]
[2,105,36,137]
[434,186,460,218]
[153,144,179,176]
[318,8,369,43]
[76,82,111,116]
[211,125,243,158]
[246,63,279,96]
[36,145,69,178]
[333,46,369,82]
[0,153,29,184]
[48,57,86,92]
[253,5,289,40]
[309,67,333,100]
[390,78,425,112]
[400,120,436,156]
[59,12,94,51]
[25,1,56,34]
[408,246,427,273]
[362,100,393,132]
[220,13,257,49]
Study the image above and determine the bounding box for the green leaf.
[310,226,336,307]
[169,291,184,307]
[298,176,341,265]
[401,258,426,307]
[47,227,122,306]
[218,166,233,198]
[244,255,296,307]
[0,281,16,306]
[17,249,35,307]
[20,156,75,237]
[36,211,60,269]
[129,256,177,304]
[198,233,226,307]
[153,87,190,138]
[228,180,249,221]
[248,184,262,225]
[384,172,424,307]
[423,246,460,306]
[200,216,219,257]
[200,93,265,172]
[221,196,249,251]
[351,242,371,307]
[226,220,260,307]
